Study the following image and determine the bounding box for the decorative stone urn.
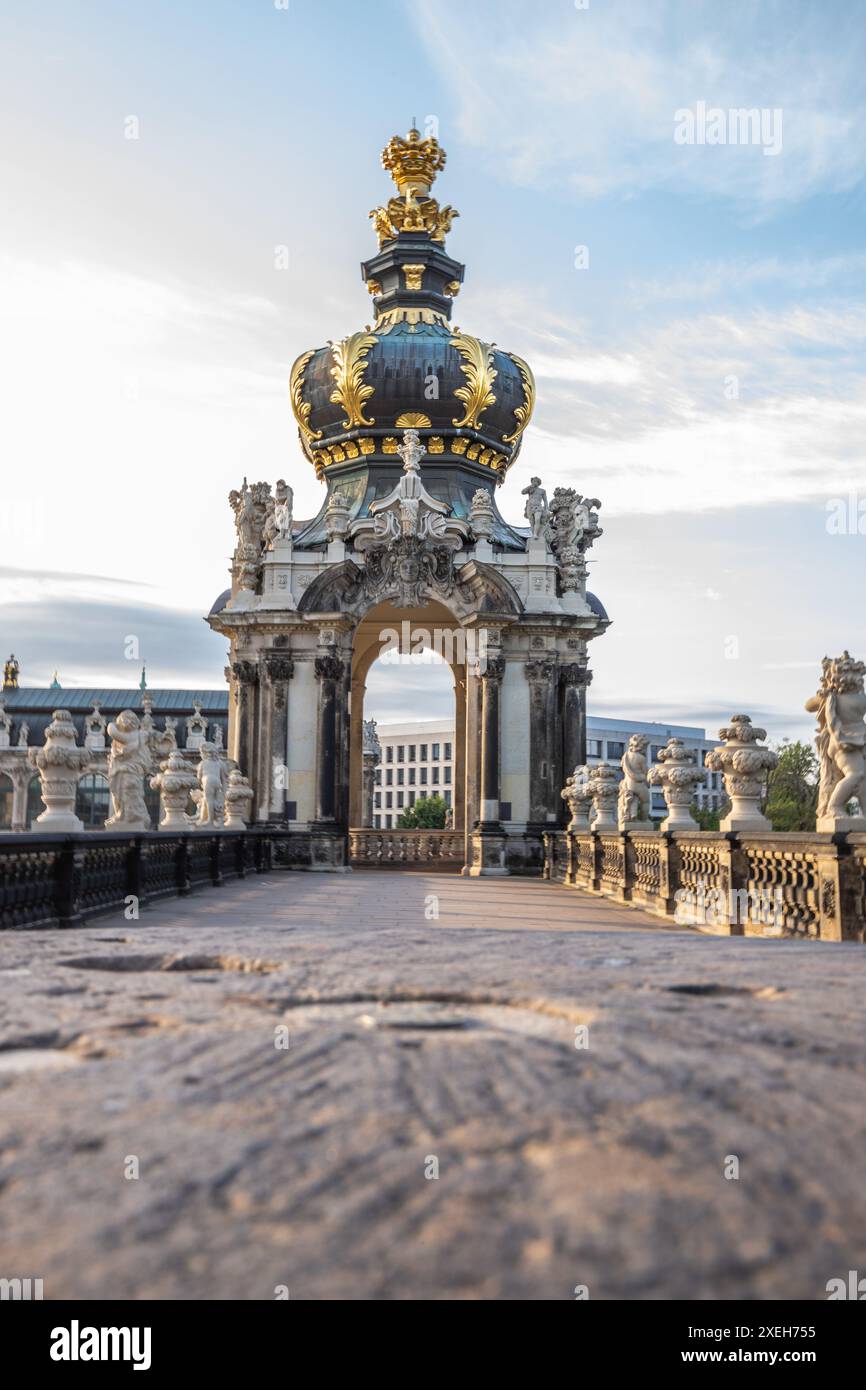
[27,709,91,832]
[469,487,496,542]
[647,738,705,831]
[588,762,619,833]
[150,751,198,831]
[561,764,594,831]
[224,769,254,829]
[705,714,778,832]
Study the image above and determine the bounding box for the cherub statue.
[189,741,227,827]
[617,734,651,826]
[105,709,151,829]
[805,651,866,824]
[521,476,549,539]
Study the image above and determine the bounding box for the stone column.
[479,656,505,827]
[453,674,467,831]
[264,652,294,822]
[231,660,259,783]
[348,679,365,828]
[525,659,557,827]
[560,661,591,811]
[314,654,343,823]
[337,656,352,831]
[469,656,508,877]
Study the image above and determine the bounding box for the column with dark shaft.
[231,660,259,782]
[560,661,592,817]
[479,656,505,827]
[265,652,294,821]
[525,659,557,826]
[314,654,343,822]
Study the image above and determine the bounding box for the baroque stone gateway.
[207,125,608,873]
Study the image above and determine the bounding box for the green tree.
[689,801,725,831]
[764,739,818,831]
[396,794,449,829]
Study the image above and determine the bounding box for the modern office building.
[369,714,722,828]
[372,718,454,829]
[584,715,723,817]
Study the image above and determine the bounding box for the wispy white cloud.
[0,256,340,614]
[497,297,866,515]
[414,0,866,211]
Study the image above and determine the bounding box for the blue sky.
[1,0,864,738]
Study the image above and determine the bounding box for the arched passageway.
[348,600,471,869]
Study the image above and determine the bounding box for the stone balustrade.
[543,827,866,941]
[0,827,277,930]
[349,828,464,868]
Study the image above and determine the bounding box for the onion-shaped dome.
[289,127,535,491]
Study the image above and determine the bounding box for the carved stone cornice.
[560,662,593,688]
[232,660,259,685]
[315,655,344,683]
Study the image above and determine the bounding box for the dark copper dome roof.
[289,128,535,489]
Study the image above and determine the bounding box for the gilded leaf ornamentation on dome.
[328,332,378,429]
[502,353,536,445]
[289,348,322,444]
[450,333,497,430]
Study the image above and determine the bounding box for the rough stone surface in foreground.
[1,873,865,1301]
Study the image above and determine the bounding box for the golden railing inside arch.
[349,828,464,869]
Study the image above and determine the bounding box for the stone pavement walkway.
[1,872,865,1300]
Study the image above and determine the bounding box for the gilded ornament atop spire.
[369,126,459,248]
[381,127,446,195]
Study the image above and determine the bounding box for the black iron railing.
[0,829,279,930]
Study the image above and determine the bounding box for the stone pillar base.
[720,813,772,833]
[816,815,866,834]
[35,811,84,833]
[620,819,654,833]
[308,825,351,872]
[468,828,508,876]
